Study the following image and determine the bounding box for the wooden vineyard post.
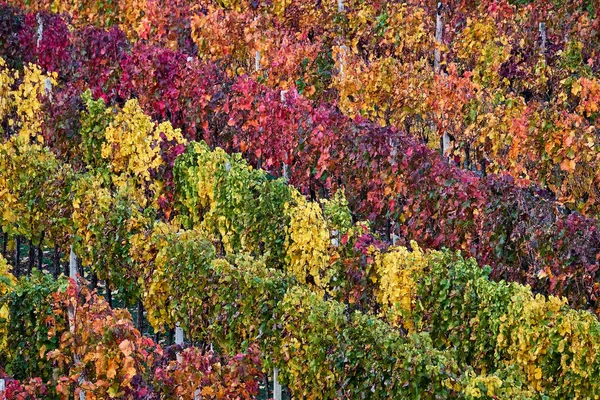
[272,115,285,394]
[270,245,283,400]
[176,324,204,400]
[175,323,184,362]
[336,0,347,79]
[280,89,290,181]
[69,246,86,400]
[254,13,261,77]
[434,2,443,74]
[45,76,53,103]
[391,232,399,245]
[434,2,451,158]
[36,13,43,48]
[273,368,282,400]
[539,22,547,55]
[331,229,339,247]
[338,44,347,79]
[282,160,290,181]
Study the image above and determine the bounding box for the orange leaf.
[560,159,576,173]
[106,360,118,380]
[119,339,133,357]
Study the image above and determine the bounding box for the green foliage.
[213,151,292,268]
[322,189,353,236]
[388,245,600,398]
[276,286,460,399]
[72,170,152,305]
[137,225,288,356]
[414,251,510,369]
[1,271,68,382]
[173,141,292,268]
[79,89,113,169]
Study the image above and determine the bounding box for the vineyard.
[0,0,600,398]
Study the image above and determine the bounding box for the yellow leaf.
[571,80,582,96]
